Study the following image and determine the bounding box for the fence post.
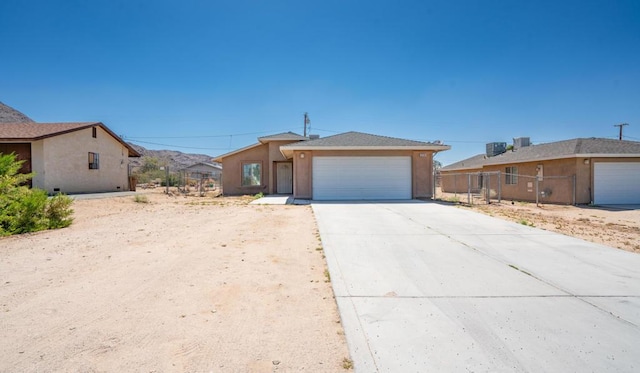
[535,175,539,207]
[572,174,576,205]
[467,173,471,205]
[486,173,490,204]
[454,174,457,198]
[497,171,501,203]
[165,166,170,194]
[433,166,436,200]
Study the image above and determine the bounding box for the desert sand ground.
[436,189,640,253]
[0,190,350,372]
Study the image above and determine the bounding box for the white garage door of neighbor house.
[594,162,640,205]
[312,156,412,200]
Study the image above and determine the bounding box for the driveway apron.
[312,201,640,372]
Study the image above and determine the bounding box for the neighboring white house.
[182,162,222,180]
[0,122,141,194]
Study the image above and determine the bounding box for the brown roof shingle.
[0,122,98,140]
[442,138,640,171]
[0,122,141,157]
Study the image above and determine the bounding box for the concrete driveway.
[312,201,640,372]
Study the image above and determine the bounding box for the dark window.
[92,127,97,138]
[242,162,261,186]
[89,152,99,169]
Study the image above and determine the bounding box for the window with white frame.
[89,152,99,169]
[242,162,261,186]
[505,166,518,184]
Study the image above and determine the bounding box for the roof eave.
[445,153,640,171]
[281,145,451,151]
[280,145,450,159]
[575,153,640,158]
[213,142,262,162]
[258,137,306,143]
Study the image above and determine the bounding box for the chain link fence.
[437,171,576,205]
[130,165,221,196]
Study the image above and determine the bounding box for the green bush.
[0,153,74,236]
[7,188,49,234]
[46,193,74,228]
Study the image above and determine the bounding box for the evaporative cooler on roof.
[486,142,507,157]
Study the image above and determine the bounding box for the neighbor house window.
[92,127,97,138]
[242,162,261,186]
[89,152,99,169]
[505,166,518,184]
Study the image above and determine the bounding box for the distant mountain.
[0,102,35,123]
[128,143,218,170]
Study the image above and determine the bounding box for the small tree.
[0,153,74,236]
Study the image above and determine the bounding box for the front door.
[276,162,293,194]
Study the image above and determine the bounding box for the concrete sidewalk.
[67,191,139,200]
[313,201,640,372]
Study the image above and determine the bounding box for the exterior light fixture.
[300,153,305,159]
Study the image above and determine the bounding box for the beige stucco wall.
[440,168,484,193]
[412,151,435,198]
[220,143,270,195]
[292,150,312,199]
[41,126,131,194]
[291,149,436,200]
[481,159,578,204]
[30,140,45,189]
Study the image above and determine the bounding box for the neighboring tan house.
[214,131,450,200]
[440,137,640,205]
[0,122,141,194]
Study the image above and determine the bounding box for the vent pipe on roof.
[309,134,320,140]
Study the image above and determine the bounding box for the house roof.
[440,154,488,171]
[0,122,141,157]
[279,131,450,158]
[258,131,307,143]
[212,142,262,162]
[183,162,222,170]
[213,132,307,162]
[442,138,640,171]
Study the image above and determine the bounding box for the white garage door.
[594,162,640,205]
[312,156,412,200]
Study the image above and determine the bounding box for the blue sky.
[1,0,639,165]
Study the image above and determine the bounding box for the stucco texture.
[38,126,131,194]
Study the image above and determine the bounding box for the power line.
[128,139,233,150]
[124,128,296,140]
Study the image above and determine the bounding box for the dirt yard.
[0,191,350,372]
[436,191,640,253]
